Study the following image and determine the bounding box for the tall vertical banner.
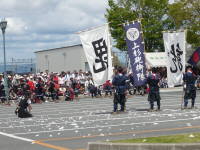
[79,24,113,85]
[124,21,146,86]
[163,31,186,87]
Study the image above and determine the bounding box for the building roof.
[34,44,82,53]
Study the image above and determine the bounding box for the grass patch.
[112,133,200,143]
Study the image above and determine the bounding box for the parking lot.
[0,90,200,150]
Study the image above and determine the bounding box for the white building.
[35,44,89,73]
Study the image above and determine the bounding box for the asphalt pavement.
[0,89,200,150]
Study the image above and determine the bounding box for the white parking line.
[0,93,199,138]
[0,104,190,119]
[0,109,198,128]
[0,131,33,142]
[0,100,199,119]
[0,94,197,113]
[13,117,200,135]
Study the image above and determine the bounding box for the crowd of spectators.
[0,70,114,104]
[0,67,175,104]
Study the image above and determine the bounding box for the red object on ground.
[146,87,150,93]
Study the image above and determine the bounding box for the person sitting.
[0,80,6,103]
[65,86,74,101]
[59,85,66,96]
[96,85,102,97]
[103,80,112,96]
[35,78,45,103]
[89,84,97,98]
[15,94,33,118]
[9,89,17,101]
[74,81,80,98]
[48,80,57,101]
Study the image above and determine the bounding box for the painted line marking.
[36,125,200,142]
[0,95,186,112]
[0,100,197,118]
[0,94,199,115]
[0,131,71,150]
[33,141,71,150]
[0,131,33,142]
[14,117,200,135]
[1,110,199,129]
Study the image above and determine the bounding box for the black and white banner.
[79,24,113,85]
[163,31,186,87]
[124,21,146,86]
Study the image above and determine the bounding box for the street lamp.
[0,18,8,103]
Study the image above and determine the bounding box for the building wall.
[35,45,88,73]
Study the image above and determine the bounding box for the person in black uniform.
[35,77,45,102]
[183,66,197,109]
[147,68,161,111]
[112,67,128,113]
[22,80,31,98]
[0,80,6,103]
[48,80,57,101]
[16,94,33,118]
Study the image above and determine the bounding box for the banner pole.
[75,24,106,34]
[181,30,187,110]
[181,84,185,110]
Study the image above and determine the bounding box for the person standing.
[183,66,197,109]
[147,68,161,111]
[112,67,128,113]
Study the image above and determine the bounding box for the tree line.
[105,0,200,52]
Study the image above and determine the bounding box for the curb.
[160,87,183,93]
[88,142,200,150]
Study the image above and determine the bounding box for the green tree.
[112,52,122,67]
[105,0,137,51]
[169,0,200,48]
[105,0,174,52]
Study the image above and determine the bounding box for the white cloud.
[29,0,108,34]
[0,0,108,61]
[6,17,28,35]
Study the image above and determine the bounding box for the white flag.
[163,31,186,87]
[79,24,113,85]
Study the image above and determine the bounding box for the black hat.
[117,66,123,73]
[186,65,193,70]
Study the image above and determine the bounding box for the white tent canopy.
[144,52,167,67]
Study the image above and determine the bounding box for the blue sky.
[0,0,174,63]
[0,0,108,62]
